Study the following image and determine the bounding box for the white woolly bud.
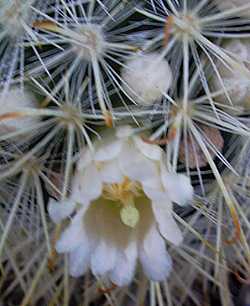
[215,0,250,17]
[121,52,173,106]
[211,39,250,109]
[0,88,39,135]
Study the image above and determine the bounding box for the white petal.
[109,240,137,286]
[77,147,92,171]
[152,201,183,246]
[48,198,76,223]
[134,135,162,160]
[161,168,193,206]
[116,125,133,139]
[56,227,82,253]
[118,143,158,183]
[142,175,166,202]
[139,223,172,281]
[143,186,167,203]
[56,209,85,253]
[94,139,122,161]
[72,164,102,203]
[69,243,91,277]
[90,240,117,276]
[98,160,124,183]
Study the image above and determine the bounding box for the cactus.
[0,1,250,305]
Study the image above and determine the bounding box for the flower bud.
[122,52,172,106]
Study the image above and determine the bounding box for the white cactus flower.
[0,87,39,135]
[211,39,250,109]
[121,53,173,106]
[49,126,193,286]
[215,0,250,17]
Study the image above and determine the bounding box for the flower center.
[102,177,141,203]
[102,177,142,228]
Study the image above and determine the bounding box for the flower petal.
[55,209,85,253]
[134,135,162,160]
[98,159,124,183]
[77,147,92,171]
[94,139,122,161]
[69,243,91,277]
[118,143,158,183]
[48,198,76,223]
[109,240,137,287]
[161,167,193,206]
[152,201,183,246]
[90,240,117,276]
[116,125,133,139]
[72,164,102,203]
[139,223,172,281]
[142,176,166,202]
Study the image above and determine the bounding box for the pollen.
[102,177,141,203]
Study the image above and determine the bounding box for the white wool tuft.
[210,39,250,109]
[0,88,39,134]
[122,52,172,106]
[215,0,250,17]
[0,0,34,38]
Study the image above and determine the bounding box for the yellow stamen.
[103,177,141,202]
